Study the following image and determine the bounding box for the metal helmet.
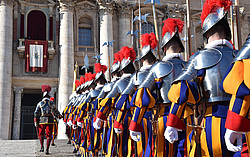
[140,33,158,59]
[111,61,120,74]
[119,46,136,71]
[94,63,107,82]
[161,18,184,52]
[201,0,232,43]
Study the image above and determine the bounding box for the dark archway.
[27,10,46,40]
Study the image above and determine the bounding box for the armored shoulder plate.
[193,48,222,70]
[117,76,131,93]
[103,82,114,93]
[134,69,150,86]
[150,61,173,78]
[90,90,101,98]
[233,35,250,62]
[122,74,136,95]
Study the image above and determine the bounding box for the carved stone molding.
[98,0,115,15]
[0,0,14,7]
[13,86,23,94]
[116,2,134,18]
[164,4,185,19]
[75,1,97,13]
[59,0,76,13]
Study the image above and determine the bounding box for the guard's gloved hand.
[77,122,83,128]
[130,130,141,142]
[114,128,122,134]
[67,120,73,127]
[164,126,180,144]
[34,123,38,127]
[72,124,77,130]
[225,129,243,152]
[93,117,102,130]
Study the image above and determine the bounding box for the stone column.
[99,1,113,80]
[117,3,132,49]
[12,87,23,140]
[57,0,75,139]
[0,0,13,140]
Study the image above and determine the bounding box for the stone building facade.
[0,0,249,140]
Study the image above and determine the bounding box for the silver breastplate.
[106,76,132,98]
[202,47,234,102]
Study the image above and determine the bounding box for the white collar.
[162,53,183,62]
[205,39,233,49]
[140,65,152,71]
[95,84,104,89]
[121,73,132,79]
[111,77,120,82]
[42,98,50,101]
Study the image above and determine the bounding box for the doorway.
[27,10,46,40]
[20,91,42,140]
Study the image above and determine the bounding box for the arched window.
[142,22,155,34]
[27,10,46,40]
[78,17,92,46]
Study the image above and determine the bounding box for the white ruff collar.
[140,65,152,71]
[42,98,50,101]
[205,39,233,49]
[162,53,183,62]
[121,73,132,79]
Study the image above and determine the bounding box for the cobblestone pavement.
[0,139,75,157]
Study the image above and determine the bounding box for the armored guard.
[221,34,250,153]
[112,32,158,156]
[95,46,136,156]
[34,85,61,155]
[165,0,242,156]
[128,18,186,156]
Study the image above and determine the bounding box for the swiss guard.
[165,0,244,156]
[221,35,250,154]
[129,18,186,156]
[34,85,61,155]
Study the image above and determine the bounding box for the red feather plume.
[200,0,232,24]
[85,73,89,82]
[120,46,136,62]
[113,52,122,65]
[80,76,85,84]
[88,73,96,81]
[75,80,81,88]
[162,18,184,37]
[50,97,55,101]
[41,85,51,93]
[95,63,107,74]
[141,32,158,49]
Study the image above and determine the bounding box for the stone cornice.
[59,0,76,13]
[98,0,115,14]
[75,1,98,12]
[164,3,186,19]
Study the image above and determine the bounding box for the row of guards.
[34,0,250,156]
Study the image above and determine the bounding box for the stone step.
[0,139,76,157]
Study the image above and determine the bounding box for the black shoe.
[75,154,81,157]
[40,147,44,152]
[45,149,49,155]
[73,148,77,153]
[67,141,71,144]
[51,143,55,146]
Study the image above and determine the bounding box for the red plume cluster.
[88,73,96,81]
[80,76,85,84]
[120,46,136,62]
[162,18,184,37]
[94,63,107,74]
[113,52,122,65]
[200,0,232,24]
[85,73,89,82]
[75,80,81,87]
[141,32,158,49]
[41,85,51,93]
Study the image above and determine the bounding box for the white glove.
[114,128,122,134]
[77,122,83,128]
[130,130,141,142]
[67,120,73,127]
[72,124,77,130]
[164,126,179,144]
[34,123,38,127]
[93,118,102,130]
[225,129,243,152]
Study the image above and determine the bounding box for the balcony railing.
[17,38,56,59]
[75,45,95,53]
